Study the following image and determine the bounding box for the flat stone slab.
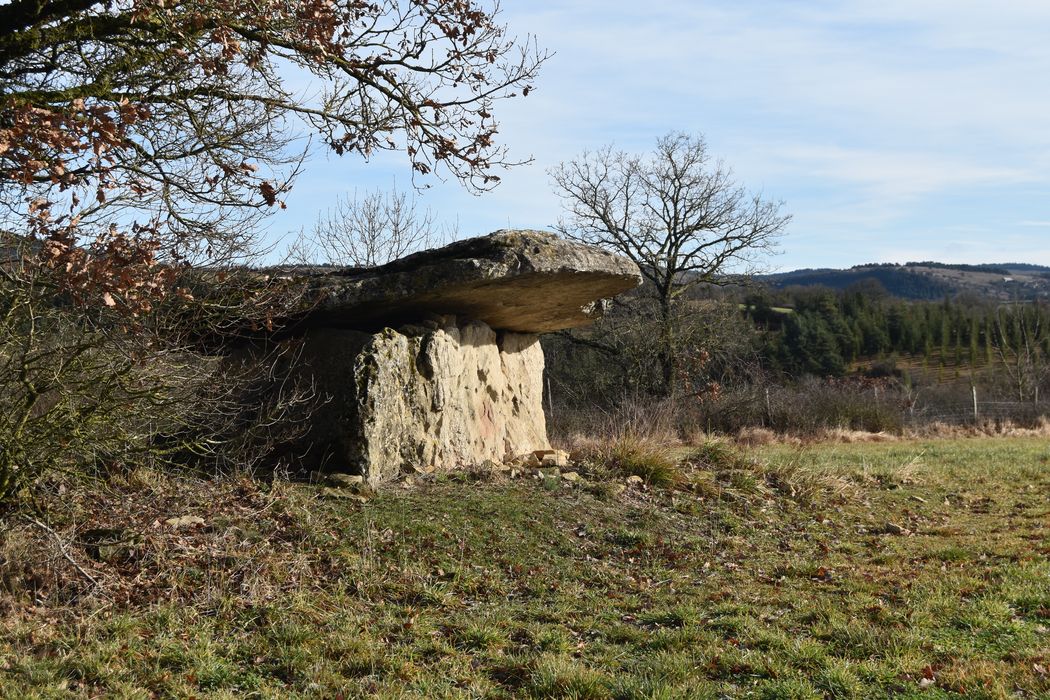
[292,230,641,333]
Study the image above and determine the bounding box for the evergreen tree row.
[742,286,1050,378]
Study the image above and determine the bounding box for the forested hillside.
[758,262,1050,301]
[745,287,1050,384]
[546,279,1050,437]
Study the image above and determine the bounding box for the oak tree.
[2,0,545,308]
[551,132,789,395]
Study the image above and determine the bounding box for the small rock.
[561,471,580,482]
[626,475,644,486]
[165,515,205,529]
[327,473,365,488]
[533,449,570,468]
[881,522,910,536]
[321,487,369,503]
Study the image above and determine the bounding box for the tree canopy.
[550,132,790,393]
[2,0,545,310]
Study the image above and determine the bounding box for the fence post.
[972,384,978,424]
[765,387,772,428]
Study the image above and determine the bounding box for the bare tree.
[993,303,1050,403]
[293,188,454,268]
[550,132,790,394]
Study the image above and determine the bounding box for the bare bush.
[0,234,317,503]
[290,188,455,267]
[544,293,762,419]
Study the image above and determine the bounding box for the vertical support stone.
[300,318,550,483]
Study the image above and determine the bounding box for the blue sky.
[264,0,1050,271]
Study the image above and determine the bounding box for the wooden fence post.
[765,387,772,428]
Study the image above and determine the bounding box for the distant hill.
[758,262,1050,301]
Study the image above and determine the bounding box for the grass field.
[1,437,1048,698]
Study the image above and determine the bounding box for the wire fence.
[905,400,1050,425]
[546,381,1050,437]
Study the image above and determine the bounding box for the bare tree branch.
[550,132,790,394]
[291,187,453,268]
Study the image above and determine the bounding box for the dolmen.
[291,230,641,484]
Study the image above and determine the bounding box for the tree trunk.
[658,295,675,397]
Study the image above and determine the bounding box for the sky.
[263,0,1050,271]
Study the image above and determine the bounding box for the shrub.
[604,434,681,487]
[560,401,683,487]
[0,242,315,505]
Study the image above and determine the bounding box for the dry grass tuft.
[683,439,855,507]
[569,432,682,487]
[733,426,779,446]
[556,399,685,487]
[906,417,1050,440]
[755,452,856,505]
[566,429,856,506]
[814,427,900,444]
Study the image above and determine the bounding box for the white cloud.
[263,1,1050,267]
[764,144,1033,199]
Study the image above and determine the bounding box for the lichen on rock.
[287,229,642,334]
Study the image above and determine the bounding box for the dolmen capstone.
[292,230,641,483]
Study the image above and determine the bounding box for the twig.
[24,516,102,589]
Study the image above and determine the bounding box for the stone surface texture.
[302,316,549,483]
[293,229,642,333]
[289,230,640,483]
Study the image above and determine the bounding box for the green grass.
[1,438,1048,698]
